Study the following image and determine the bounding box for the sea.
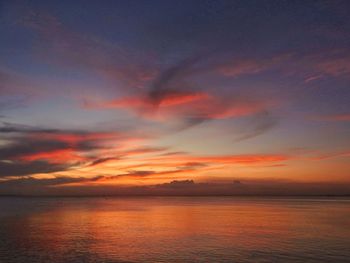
[0,197,349,262]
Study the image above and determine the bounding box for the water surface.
[0,197,349,262]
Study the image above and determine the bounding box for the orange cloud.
[158,92,210,107]
[59,151,290,187]
[193,154,289,164]
[19,149,83,163]
[85,92,274,124]
[84,91,210,110]
[145,153,289,166]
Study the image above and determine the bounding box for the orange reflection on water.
[3,197,350,262]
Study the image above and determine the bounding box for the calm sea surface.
[0,197,349,263]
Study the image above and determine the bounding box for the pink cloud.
[218,54,292,77]
[315,113,350,122]
[315,57,350,76]
[84,91,275,123]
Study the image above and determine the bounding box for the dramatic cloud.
[85,90,275,129]
[0,1,349,195]
[0,122,141,177]
[0,139,73,162]
[21,9,281,136]
[0,160,70,177]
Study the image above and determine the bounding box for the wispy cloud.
[314,113,350,122]
[217,54,292,77]
[1,3,349,195]
[310,151,350,161]
[0,122,144,177]
[19,9,156,89]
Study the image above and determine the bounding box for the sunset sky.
[0,0,349,195]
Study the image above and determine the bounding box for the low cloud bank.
[0,179,348,196]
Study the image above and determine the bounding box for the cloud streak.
[315,113,350,122]
[19,9,156,89]
[1,178,349,196]
[1,2,349,195]
[0,122,144,177]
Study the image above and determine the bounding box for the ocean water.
[0,197,349,263]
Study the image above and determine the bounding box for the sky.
[0,0,349,195]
